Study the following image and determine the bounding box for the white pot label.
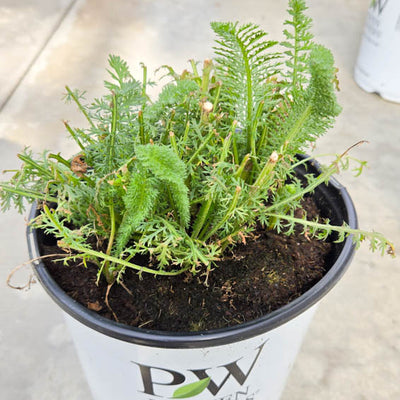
[132,340,267,398]
[64,305,317,400]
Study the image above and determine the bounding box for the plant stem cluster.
[0,0,394,284]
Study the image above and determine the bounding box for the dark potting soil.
[38,197,332,332]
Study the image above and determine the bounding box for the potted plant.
[1,1,394,399]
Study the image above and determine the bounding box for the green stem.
[189,124,235,238]
[248,100,264,157]
[265,163,335,213]
[256,125,268,156]
[191,195,213,239]
[268,147,369,215]
[218,119,237,165]
[138,110,146,144]
[103,205,117,283]
[169,131,179,156]
[161,109,175,144]
[63,121,85,150]
[264,212,395,256]
[107,92,118,172]
[179,121,190,158]
[219,133,233,164]
[187,128,215,165]
[141,63,147,99]
[232,130,240,165]
[48,153,71,169]
[189,59,200,78]
[201,59,213,96]
[281,104,312,153]
[234,153,251,180]
[201,185,242,241]
[212,81,222,110]
[75,242,191,276]
[17,154,53,179]
[251,151,279,193]
[65,86,96,129]
[0,184,58,203]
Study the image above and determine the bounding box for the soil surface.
[38,197,333,332]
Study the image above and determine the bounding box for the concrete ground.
[0,0,399,399]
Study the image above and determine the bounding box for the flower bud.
[202,101,213,113]
[269,151,279,163]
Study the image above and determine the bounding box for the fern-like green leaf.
[281,0,314,92]
[268,44,341,155]
[114,172,159,255]
[135,144,186,181]
[135,144,190,227]
[306,44,342,118]
[169,181,190,228]
[157,80,199,108]
[211,22,279,136]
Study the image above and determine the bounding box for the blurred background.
[0,0,399,399]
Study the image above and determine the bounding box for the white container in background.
[354,0,400,102]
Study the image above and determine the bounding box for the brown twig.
[6,254,66,290]
[105,283,119,322]
[120,281,133,296]
[340,140,369,158]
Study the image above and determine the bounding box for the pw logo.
[132,341,268,398]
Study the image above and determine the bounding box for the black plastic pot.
[27,157,358,400]
[27,157,357,349]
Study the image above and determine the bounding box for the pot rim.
[27,158,357,349]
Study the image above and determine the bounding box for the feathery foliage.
[0,0,394,285]
[282,0,314,91]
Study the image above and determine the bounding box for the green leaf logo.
[172,377,211,398]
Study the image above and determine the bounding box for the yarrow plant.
[0,0,394,287]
